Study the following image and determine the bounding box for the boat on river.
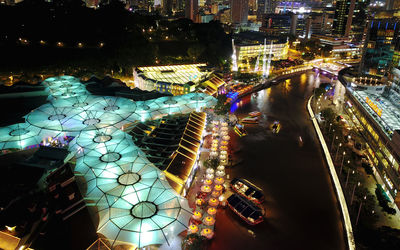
[227,194,264,225]
[271,121,281,133]
[230,178,264,204]
[249,111,261,117]
[240,116,259,124]
[234,123,247,137]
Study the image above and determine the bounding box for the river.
[209,71,346,250]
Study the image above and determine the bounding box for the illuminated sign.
[365,97,382,117]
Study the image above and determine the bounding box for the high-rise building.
[231,0,249,24]
[260,13,292,36]
[162,0,173,15]
[333,0,370,42]
[185,0,198,22]
[249,0,257,13]
[338,68,400,210]
[257,0,267,21]
[361,18,400,76]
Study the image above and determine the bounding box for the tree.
[182,234,207,250]
[187,44,206,61]
[203,157,219,169]
[321,108,336,123]
[214,95,230,115]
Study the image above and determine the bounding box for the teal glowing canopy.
[0,75,217,248]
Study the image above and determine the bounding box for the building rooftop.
[136,64,210,85]
[233,31,288,46]
[349,88,400,138]
[0,75,216,249]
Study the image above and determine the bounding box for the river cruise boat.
[271,121,281,133]
[240,116,259,124]
[249,111,261,117]
[227,194,264,225]
[234,123,247,137]
[230,178,264,204]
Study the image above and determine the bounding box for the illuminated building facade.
[362,18,400,76]
[333,0,370,42]
[231,0,249,24]
[133,64,211,95]
[339,69,400,208]
[260,13,292,36]
[185,0,199,22]
[233,32,288,71]
[311,34,361,58]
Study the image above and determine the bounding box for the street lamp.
[351,182,361,205]
[356,195,367,226]
[328,123,333,133]
[335,143,342,161]
[339,151,346,171]
[330,134,337,150]
[340,160,350,175]
[345,170,355,188]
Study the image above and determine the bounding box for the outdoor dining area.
[188,120,229,240]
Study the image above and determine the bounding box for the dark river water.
[209,71,346,250]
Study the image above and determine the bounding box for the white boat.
[249,111,261,117]
[241,116,259,124]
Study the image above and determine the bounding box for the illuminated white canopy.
[0,123,43,150]
[25,103,129,134]
[51,95,98,109]
[69,128,133,153]
[0,75,217,248]
[96,186,192,248]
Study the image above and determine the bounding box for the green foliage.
[234,73,259,82]
[214,95,230,115]
[182,234,207,250]
[356,226,400,250]
[321,108,336,123]
[204,157,220,169]
[187,44,206,61]
[314,83,330,98]
[362,162,373,175]
[302,52,315,60]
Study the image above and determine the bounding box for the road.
[210,71,346,250]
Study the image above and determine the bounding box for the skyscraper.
[162,0,173,15]
[333,0,370,42]
[257,0,267,21]
[231,0,249,24]
[185,0,198,22]
[361,18,400,76]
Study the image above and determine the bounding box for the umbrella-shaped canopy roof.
[0,75,218,249]
[74,142,148,176]
[86,96,137,117]
[26,104,129,134]
[133,93,216,122]
[0,123,43,150]
[51,95,99,109]
[96,184,192,248]
[69,128,133,153]
[79,154,165,201]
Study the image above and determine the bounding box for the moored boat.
[230,178,264,204]
[234,123,247,137]
[227,194,264,225]
[240,116,259,124]
[249,111,261,117]
[271,120,281,133]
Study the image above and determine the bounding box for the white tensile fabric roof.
[0,75,216,248]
